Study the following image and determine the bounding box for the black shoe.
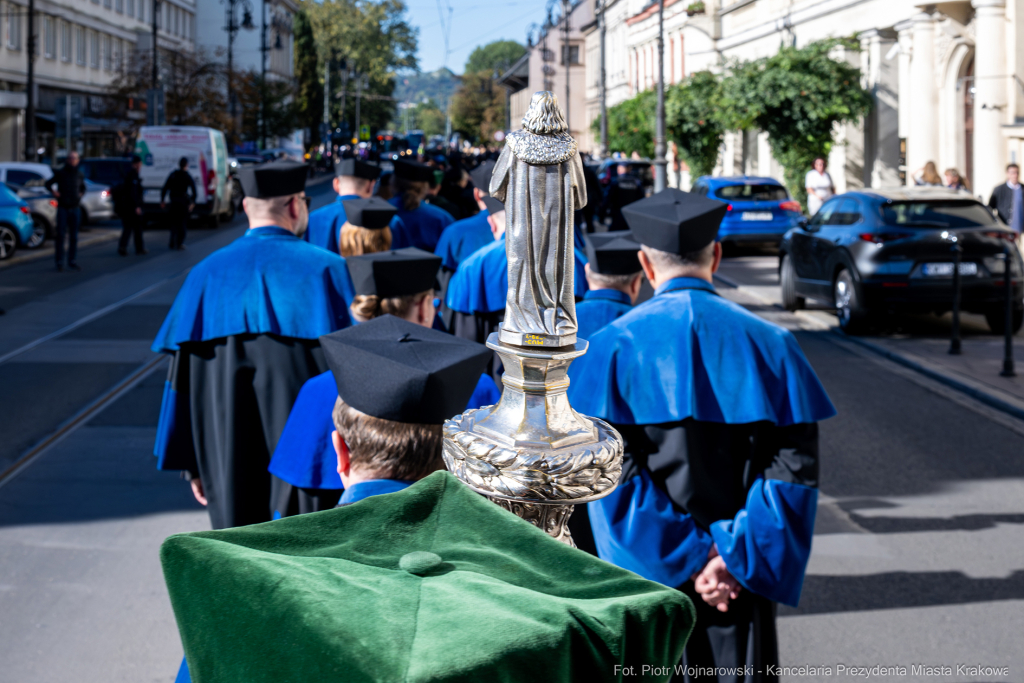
[136,249,148,255]
[118,249,128,256]
[67,263,81,272]
[56,263,64,272]
[176,244,187,251]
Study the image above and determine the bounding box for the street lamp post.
[223,0,255,148]
[26,0,35,161]
[152,0,160,89]
[598,0,608,158]
[653,0,667,192]
[563,0,571,131]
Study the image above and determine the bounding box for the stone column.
[907,12,938,185]
[972,0,1008,200]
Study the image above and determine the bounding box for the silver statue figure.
[491,91,586,348]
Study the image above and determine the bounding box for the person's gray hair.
[522,91,568,135]
[641,243,715,275]
[588,270,642,290]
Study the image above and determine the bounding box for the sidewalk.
[713,272,1024,421]
[0,225,120,271]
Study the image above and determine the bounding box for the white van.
[134,126,233,227]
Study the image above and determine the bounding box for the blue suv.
[690,176,803,245]
[0,182,35,260]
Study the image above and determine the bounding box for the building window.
[6,4,21,50]
[138,0,144,22]
[44,16,55,58]
[76,26,85,64]
[60,21,71,61]
[561,45,580,66]
[103,34,111,70]
[113,38,122,72]
[127,0,134,18]
[104,0,112,9]
[541,48,555,62]
[162,3,168,32]
[89,30,99,68]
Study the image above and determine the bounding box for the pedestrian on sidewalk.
[804,156,834,216]
[46,151,86,272]
[988,163,1023,235]
[912,161,943,187]
[944,167,970,192]
[115,155,147,256]
[160,157,196,250]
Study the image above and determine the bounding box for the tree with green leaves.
[412,99,446,137]
[236,70,297,145]
[293,9,322,146]
[451,71,506,145]
[665,71,724,179]
[718,38,872,207]
[591,90,656,159]
[465,40,526,76]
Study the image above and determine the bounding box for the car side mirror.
[800,217,819,232]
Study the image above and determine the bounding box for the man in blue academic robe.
[576,231,644,341]
[152,161,356,530]
[568,189,836,682]
[306,158,402,254]
[435,162,501,272]
[267,248,501,517]
[390,158,455,251]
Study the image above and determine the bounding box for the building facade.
[0,0,195,161]
[582,0,1022,200]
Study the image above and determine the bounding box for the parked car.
[0,182,37,260]
[0,162,114,224]
[135,126,234,226]
[779,188,1024,334]
[691,176,803,245]
[6,183,57,249]
[228,155,265,210]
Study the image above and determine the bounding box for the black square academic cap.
[342,197,397,229]
[586,230,634,250]
[347,247,442,299]
[622,188,727,254]
[393,158,436,183]
[481,196,504,215]
[469,161,495,194]
[335,158,382,180]
[238,160,307,199]
[591,236,642,275]
[320,316,492,424]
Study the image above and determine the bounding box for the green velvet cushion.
[161,471,695,682]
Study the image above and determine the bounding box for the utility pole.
[598,0,607,158]
[354,73,364,145]
[260,0,267,150]
[152,0,159,88]
[338,61,350,140]
[223,0,253,147]
[653,0,667,192]
[322,59,330,133]
[562,0,570,130]
[25,0,35,161]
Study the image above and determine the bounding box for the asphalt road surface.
[0,222,1021,682]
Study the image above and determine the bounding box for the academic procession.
[0,0,1021,681]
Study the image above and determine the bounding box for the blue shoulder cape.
[445,234,590,314]
[389,198,455,252]
[575,289,633,341]
[434,210,493,271]
[568,277,835,426]
[305,194,359,253]
[268,370,501,490]
[152,227,356,353]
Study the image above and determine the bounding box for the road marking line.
[0,354,168,491]
[0,272,186,366]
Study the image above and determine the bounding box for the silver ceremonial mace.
[443,92,623,545]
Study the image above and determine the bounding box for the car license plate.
[741,212,773,221]
[144,189,162,204]
[922,262,978,277]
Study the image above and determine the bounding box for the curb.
[0,228,120,270]
[714,271,1024,423]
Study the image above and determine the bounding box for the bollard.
[1001,244,1016,377]
[949,239,962,355]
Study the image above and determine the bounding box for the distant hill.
[393,68,461,107]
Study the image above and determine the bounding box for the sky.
[402,0,552,74]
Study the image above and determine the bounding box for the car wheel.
[984,307,1024,335]
[0,225,18,260]
[780,254,805,311]
[25,215,48,249]
[834,267,870,334]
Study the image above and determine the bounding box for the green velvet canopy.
[161,471,695,682]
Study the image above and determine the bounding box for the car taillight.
[207,169,217,193]
[19,205,29,214]
[101,190,110,199]
[49,200,57,207]
[726,204,733,212]
[983,230,1017,242]
[779,200,801,212]
[860,232,912,244]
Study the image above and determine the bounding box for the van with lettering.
[134,126,234,227]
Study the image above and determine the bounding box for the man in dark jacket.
[116,155,147,256]
[600,163,646,231]
[46,151,86,272]
[161,156,197,250]
[988,163,1023,234]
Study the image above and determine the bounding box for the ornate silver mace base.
[443,330,623,546]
